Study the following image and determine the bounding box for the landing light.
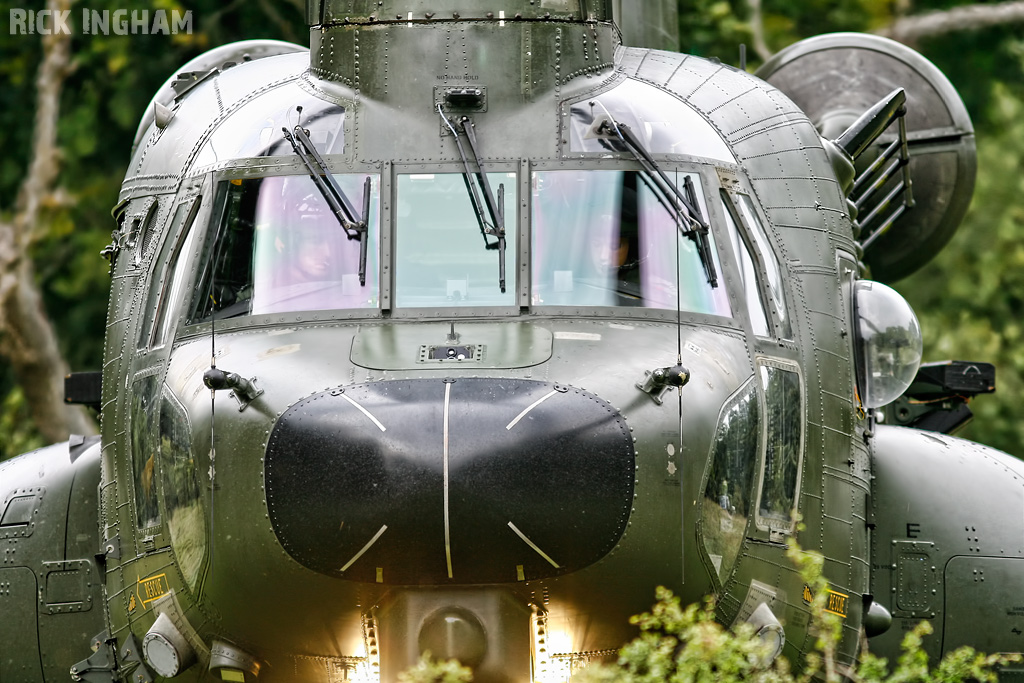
[854,280,923,409]
[532,612,574,683]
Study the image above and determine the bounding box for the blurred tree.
[0,0,306,459]
[898,81,1024,456]
[0,0,94,448]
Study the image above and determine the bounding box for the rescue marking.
[340,393,386,432]
[339,525,388,572]
[826,590,849,617]
[137,573,169,606]
[802,585,849,618]
[508,521,560,569]
[506,390,559,431]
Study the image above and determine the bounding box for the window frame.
[141,196,202,351]
[174,160,753,330]
[388,162,522,319]
[752,357,805,537]
[180,165,387,334]
[525,159,739,325]
[719,189,771,338]
[722,189,793,340]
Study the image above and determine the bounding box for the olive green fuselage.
[5,8,1023,683]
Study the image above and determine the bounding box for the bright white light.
[532,613,574,683]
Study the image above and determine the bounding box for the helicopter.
[2,1,1021,682]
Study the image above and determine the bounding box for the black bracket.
[636,363,690,405]
[65,372,103,410]
[204,368,264,411]
[881,360,995,435]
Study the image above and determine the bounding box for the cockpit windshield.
[187,167,735,324]
[189,173,379,322]
[394,172,517,308]
[531,170,731,315]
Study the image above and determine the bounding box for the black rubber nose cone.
[265,378,635,584]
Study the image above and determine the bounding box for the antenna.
[201,205,230,574]
[635,170,691,408]
[674,169,686,582]
[208,327,217,572]
[674,169,683,367]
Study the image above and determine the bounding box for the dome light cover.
[855,281,923,408]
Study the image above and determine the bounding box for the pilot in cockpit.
[586,185,645,306]
[251,175,362,314]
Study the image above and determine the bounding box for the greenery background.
[1,0,1022,459]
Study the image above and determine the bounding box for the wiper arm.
[282,124,371,286]
[596,118,719,288]
[438,105,507,293]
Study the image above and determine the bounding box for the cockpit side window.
[188,173,379,322]
[755,361,803,533]
[138,197,201,350]
[138,199,183,350]
[530,169,730,316]
[730,193,792,339]
[721,191,770,337]
[700,378,760,583]
[130,373,161,530]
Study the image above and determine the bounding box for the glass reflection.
[394,173,517,308]
[721,195,769,336]
[568,79,735,162]
[737,195,791,339]
[138,201,188,349]
[531,170,730,315]
[855,280,923,408]
[701,379,759,581]
[161,393,206,591]
[152,201,201,346]
[757,365,802,526]
[189,174,379,322]
[130,375,161,529]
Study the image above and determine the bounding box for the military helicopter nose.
[263,378,636,585]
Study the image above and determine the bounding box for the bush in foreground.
[400,539,1019,683]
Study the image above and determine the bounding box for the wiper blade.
[438,105,507,293]
[596,117,719,288]
[282,124,371,286]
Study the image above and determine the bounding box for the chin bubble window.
[854,281,923,409]
[700,379,760,582]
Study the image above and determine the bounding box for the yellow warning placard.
[803,585,849,618]
[137,573,169,607]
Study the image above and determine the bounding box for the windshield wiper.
[282,123,371,286]
[437,105,507,293]
[594,116,719,288]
